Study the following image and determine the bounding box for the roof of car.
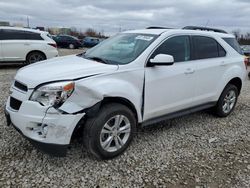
[0,26,47,34]
[124,28,234,38]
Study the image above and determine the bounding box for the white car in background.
[0,27,58,64]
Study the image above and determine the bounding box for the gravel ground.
[0,50,250,187]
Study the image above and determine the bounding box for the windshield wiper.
[86,56,109,64]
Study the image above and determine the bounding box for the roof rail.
[146,26,173,29]
[183,26,227,34]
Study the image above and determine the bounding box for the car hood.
[15,55,119,88]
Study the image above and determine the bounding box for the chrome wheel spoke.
[223,103,227,111]
[101,136,113,149]
[226,103,230,112]
[114,115,124,128]
[103,123,113,131]
[230,97,236,104]
[118,123,131,134]
[114,137,123,149]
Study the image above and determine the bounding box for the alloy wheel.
[222,90,236,114]
[100,115,131,152]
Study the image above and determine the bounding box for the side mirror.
[149,54,174,66]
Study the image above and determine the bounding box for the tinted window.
[193,36,226,59]
[1,29,43,40]
[218,45,226,57]
[152,36,191,62]
[0,30,3,40]
[223,38,243,55]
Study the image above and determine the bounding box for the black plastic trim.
[183,26,227,34]
[9,97,22,111]
[14,80,28,92]
[4,107,11,126]
[142,102,216,127]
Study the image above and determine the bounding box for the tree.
[232,29,241,40]
[85,28,98,37]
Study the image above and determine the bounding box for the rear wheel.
[215,84,238,117]
[26,52,46,64]
[83,103,136,159]
[69,44,75,49]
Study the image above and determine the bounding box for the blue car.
[82,37,104,47]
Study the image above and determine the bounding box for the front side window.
[193,36,226,59]
[151,36,191,62]
[84,33,157,65]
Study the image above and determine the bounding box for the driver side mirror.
[149,54,174,66]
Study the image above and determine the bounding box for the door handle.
[184,68,195,74]
[24,43,30,46]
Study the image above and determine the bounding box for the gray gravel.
[0,50,250,187]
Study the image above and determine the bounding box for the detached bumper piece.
[5,109,68,157]
[13,123,68,157]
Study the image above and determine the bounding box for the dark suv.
[54,35,82,49]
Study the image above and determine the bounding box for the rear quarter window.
[223,38,243,55]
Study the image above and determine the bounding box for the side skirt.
[142,102,216,127]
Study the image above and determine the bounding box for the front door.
[144,35,196,121]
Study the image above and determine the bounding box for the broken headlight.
[30,81,75,108]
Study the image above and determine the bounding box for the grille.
[10,97,22,111]
[14,81,28,92]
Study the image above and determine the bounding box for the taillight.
[244,57,249,70]
[48,43,57,48]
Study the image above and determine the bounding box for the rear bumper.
[45,48,59,59]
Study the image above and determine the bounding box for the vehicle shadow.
[0,64,25,69]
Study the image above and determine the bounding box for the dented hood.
[15,55,119,88]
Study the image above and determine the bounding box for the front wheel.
[83,103,136,159]
[215,84,238,117]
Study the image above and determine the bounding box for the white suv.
[5,26,247,159]
[0,27,58,64]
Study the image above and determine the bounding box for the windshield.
[83,33,157,65]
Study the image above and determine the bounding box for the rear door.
[2,29,29,61]
[191,35,227,105]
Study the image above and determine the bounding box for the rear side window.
[193,36,226,59]
[152,35,191,62]
[1,29,43,40]
[223,38,243,55]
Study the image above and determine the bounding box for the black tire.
[26,52,46,64]
[83,103,136,159]
[215,84,238,117]
[69,43,75,49]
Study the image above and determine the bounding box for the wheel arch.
[227,77,242,94]
[70,96,139,143]
[100,97,139,122]
[26,50,47,61]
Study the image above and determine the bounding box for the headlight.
[30,81,75,108]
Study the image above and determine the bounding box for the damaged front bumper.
[5,97,85,157]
